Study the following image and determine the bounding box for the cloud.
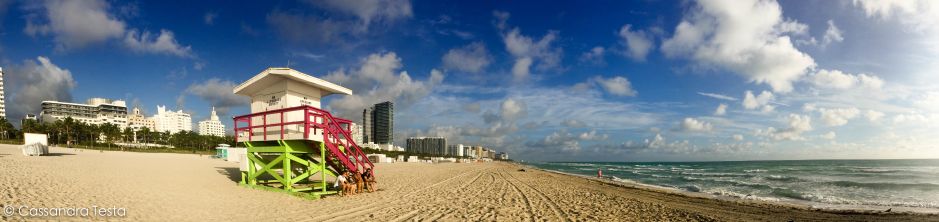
[864,110,885,122]
[526,129,608,152]
[123,29,193,57]
[204,12,218,25]
[697,92,737,101]
[714,103,728,116]
[561,119,586,128]
[23,0,194,57]
[820,131,836,140]
[756,114,813,140]
[618,24,654,61]
[5,56,77,124]
[308,0,412,26]
[808,69,884,90]
[24,0,126,51]
[817,107,860,126]
[266,11,357,45]
[661,0,816,92]
[324,52,443,119]
[498,12,563,80]
[590,76,638,97]
[678,117,713,132]
[185,78,249,116]
[822,20,844,46]
[733,134,744,141]
[852,0,939,33]
[442,42,492,73]
[579,46,606,65]
[742,90,774,110]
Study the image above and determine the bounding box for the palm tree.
[0,117,13,140]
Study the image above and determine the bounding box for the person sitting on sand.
[363,168,376,192]
[335,171,350,196]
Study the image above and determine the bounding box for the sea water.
[528,159,939,210]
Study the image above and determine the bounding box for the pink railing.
[233,105,374,175]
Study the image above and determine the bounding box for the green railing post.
[321,142,327,193]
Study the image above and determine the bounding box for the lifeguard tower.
[232,67,373,198]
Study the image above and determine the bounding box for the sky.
[1,0,938,162]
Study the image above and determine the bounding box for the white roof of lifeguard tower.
[233,67,352,96]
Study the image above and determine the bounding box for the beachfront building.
[406,137,447,156]
[362,107,373,143]
[127,107,155,131]
[152,105,192,134]
[0,67,5,118]
[349,122,363,145]
[365,101,394,144]
[198,107,225,137]
[40,98,128,127]
[447,144,466,157]
[498,152,508,160]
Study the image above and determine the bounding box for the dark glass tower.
[371,101,394,144]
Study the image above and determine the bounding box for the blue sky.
[1,0,938,162]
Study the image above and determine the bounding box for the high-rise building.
[128,107,155,131]
[362,107,373,143]
[0,67,5,119]
[448,144,466,157]
[152,105,192,134]
[372,101,393,144]
[198,107,225,137]
[361,101,394,145]
[406,137,447,156]
[40,98,127,127]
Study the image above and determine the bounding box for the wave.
[824,181,939,191]
[744,169,767,173]
[764,175,805,182]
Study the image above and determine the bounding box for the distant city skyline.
[1,0,937,161]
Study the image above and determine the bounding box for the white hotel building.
[152,105,192,134]
[0,67,6,118]
[40,98,128,127]
[198,107,225,137]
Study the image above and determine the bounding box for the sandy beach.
[1,144,937,221]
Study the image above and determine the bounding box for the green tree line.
[4,117,231,153]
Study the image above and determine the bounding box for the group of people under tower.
[334,168,375,196]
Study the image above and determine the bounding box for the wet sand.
[1,144,936,221]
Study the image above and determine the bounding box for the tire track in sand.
[314,167,488,222]
[498,171,536,222]
[503,170,571,222]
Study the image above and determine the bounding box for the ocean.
[528,159,939,210]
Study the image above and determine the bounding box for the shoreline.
[517,162,939,215]
[3,145,939,221]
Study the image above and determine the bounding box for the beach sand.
[1,144,937,221]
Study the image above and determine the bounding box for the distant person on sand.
[598,168,603,178]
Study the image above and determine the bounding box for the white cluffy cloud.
[324,52,444,119]
[24,0,193,57]
[6,56,77,124]
[822,20,844,46]
[185,78,249,116]
[678,118,713,132]
[757,114,813,140]
[618,24,654,61]
[714,103,728,116]
[809,69,884,90]
[442,42,492,73]
[579,46,606,64]
[496,11,562,81]
[661,0,816,92]
[818,107,860,126]
[124,29,193,57]
[578,76,638,97]
[742,90,774,112]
